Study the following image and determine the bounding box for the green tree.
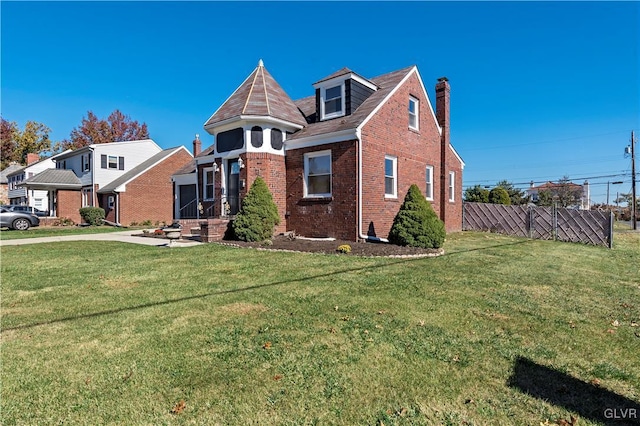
[496,180,528,205]
[232,176,280,242]
[388,184,445,249]
[56,110,149,151]
[488,187,511,205]
[464,185,490,203]
[0,117,52,168]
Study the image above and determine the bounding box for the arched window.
[251,126,263,148]
[271,128,283,150]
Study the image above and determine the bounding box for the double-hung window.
[385,155,397,198]
[203,167,215,200]
[304,150,331,197]
[425,165,434,200]
[449,171,455,202]
[409,97,419,130]
[321,85,344,120]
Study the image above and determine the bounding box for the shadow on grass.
[2,239,532,332]
[508,357,640,425]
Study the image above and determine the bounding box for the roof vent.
[258,59,264,67]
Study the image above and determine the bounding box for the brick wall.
[285,140,358,240]
[360,72,446,239]
[57,190,82,223]
[111,150,192,226]
[245,152,287,234]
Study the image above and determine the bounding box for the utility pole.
[631,130,637,230]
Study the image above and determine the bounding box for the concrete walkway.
[0,230,203,248]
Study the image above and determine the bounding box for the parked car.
[1,205,49,217]
[0,207,40,230]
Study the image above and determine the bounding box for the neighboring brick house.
[527,180,591,210]
[174,61,464,241]
[21,140,192,225]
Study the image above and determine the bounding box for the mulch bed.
[210,234,443,258]
[137,231,443,257]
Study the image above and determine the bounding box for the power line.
[460,130,632,152]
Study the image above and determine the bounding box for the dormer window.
[314,69,377,122]
[321,84,345,120]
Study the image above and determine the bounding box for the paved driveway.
[0,230,202,247]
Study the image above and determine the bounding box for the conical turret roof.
[204,60,307,128]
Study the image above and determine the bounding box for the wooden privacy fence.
[463,202,614,248]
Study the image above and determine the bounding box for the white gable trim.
[357,67,441,136]
[313,72,378,92]
[449,144,465,169]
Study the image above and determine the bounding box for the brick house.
[174,61,464,241]
[21,140,193,225]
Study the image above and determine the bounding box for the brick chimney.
[193,134,201,156]
[26,153,40,165]
[436,77,450,222]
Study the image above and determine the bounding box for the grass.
[0,225,142,240]
[1,231,639,425]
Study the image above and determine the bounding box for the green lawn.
[1,232,638,425]
[0,225,141,240]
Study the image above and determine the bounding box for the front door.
[227,159,240,215]
[178,184,197,218]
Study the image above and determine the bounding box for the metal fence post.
[608,211,614,249]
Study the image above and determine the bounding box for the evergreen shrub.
[232,177,280,242]
[388,184,445,249]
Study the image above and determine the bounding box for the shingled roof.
[204,60,307,129]
[289,66,415,141]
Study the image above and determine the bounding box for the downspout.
[90,147,96,207]
[115,192,121,226]
[356,128,389,243]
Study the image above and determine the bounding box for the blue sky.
[2,1,638,204]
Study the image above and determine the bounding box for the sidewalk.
[0,230,203,248]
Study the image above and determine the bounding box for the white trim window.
[203,167,215,200]
[449,171,455,202]
[321,84,345,120]
[425,165,434,200]
[108,155,118,169]
[81,188,93,207]
[304,150,331,197]
[384,155,397,198]
[107,195,115,209]
[409,96,419,130]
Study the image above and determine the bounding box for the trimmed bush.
[232,177,280,242]
[79,207,105,226]
[388,184,446,249]
[488,187,511,205]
